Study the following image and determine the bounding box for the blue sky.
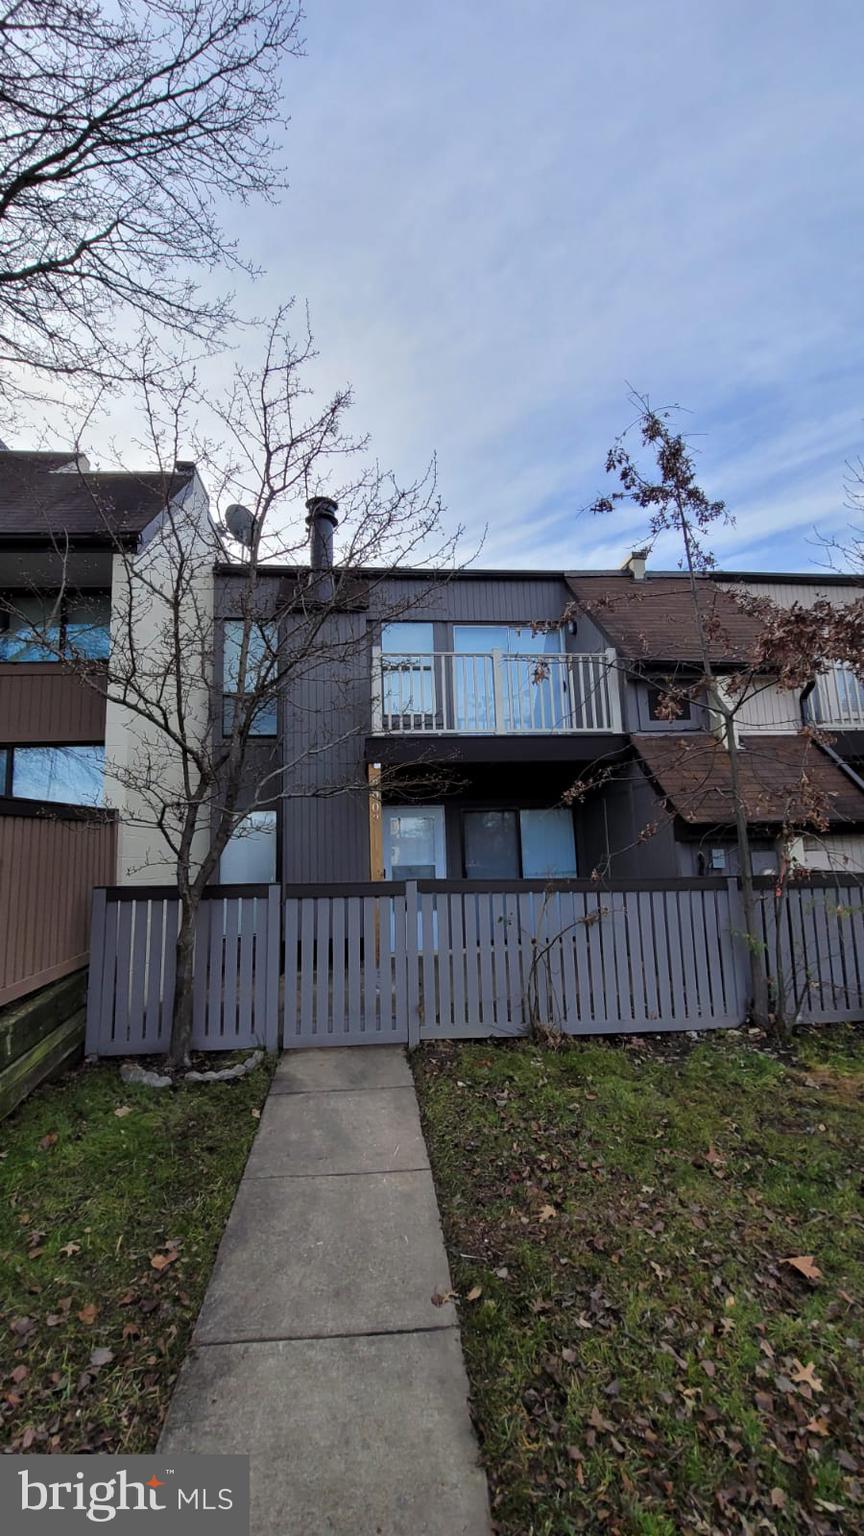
[108,2,864,570]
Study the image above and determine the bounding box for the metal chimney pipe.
[305,495,338,605]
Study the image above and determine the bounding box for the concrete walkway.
[160,1048,491,1536]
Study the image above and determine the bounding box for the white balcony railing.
[808,664,864,729]
[370,648,622,735]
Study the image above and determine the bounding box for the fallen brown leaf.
[77,1302,98,1325]
[588,1405,613,1432]
[113,1106,133,1118]
[805,1416,830,1437]
[790,1359,824,1394]
[538,1204,557,1222]
[430,1288,456,1307]
[150,1249,179,1272]
[38,1133,58,1151]
[780,1254,822,1282]
[465,1285,483,1302]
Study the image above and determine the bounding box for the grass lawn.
[414,1027,864,1536]
[0,1056,272,1453]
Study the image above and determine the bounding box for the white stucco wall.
[104,473,219,884]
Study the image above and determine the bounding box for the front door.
[382,805,447,880]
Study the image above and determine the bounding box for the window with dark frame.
[0,591,110,662]
[222,619,279,737]
[462,807,578,879]
[646,679,693,723]
[2,744,105,806]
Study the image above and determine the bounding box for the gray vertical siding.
[279,609,371,882]
[367,573,578,631]
[219,571,752,884]
[581,759,683,879]
[217,569,597,885]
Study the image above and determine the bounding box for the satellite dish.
[224,503,257,548]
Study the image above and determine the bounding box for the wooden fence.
[85,875,864,1055]
[0,805,117,1007]
[85,885,280,1056]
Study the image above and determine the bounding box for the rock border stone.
[120,1050,263,1090]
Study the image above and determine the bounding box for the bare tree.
[548,397,864,1029]
[570,396,776,1021]
[3,310,459,1067]
[0,0,302,414]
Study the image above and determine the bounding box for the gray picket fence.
[85,885,280,1055]
[85,875,864,1055]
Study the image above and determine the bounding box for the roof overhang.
[365,733,628,767]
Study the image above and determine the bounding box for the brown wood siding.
[0,663,107,744]
[0,811,117,1005]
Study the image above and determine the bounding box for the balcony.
[808,665,864,729]
[370,647,622,735]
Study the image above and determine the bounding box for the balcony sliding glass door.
[380,622,436,727]
[453,625,567,733]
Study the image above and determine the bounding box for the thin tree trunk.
[167,901,197,1069]
[725,722,770,1026]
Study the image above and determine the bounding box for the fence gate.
[282,883,410,1047]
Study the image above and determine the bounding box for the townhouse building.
[0,447,214,1003]
[5,453,864,1019]
[216,503,864,890]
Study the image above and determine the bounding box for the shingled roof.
[0,450,194,543]
[633,731,864,828]
[565,572,764,665]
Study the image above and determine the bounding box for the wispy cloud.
[78,1,864,571]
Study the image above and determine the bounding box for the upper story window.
[223,618,278,736]
[0,592,110,662]
[380,622,435,719]
[646,680,693,723]
[453,624,563,656]
[2,743,105,806]
[454,626,566,733]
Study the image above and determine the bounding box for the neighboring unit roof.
[710,569,864,588]
[0,450,194,543]
[564,572,764,664]
[633,731,864,828]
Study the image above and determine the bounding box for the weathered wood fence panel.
[86,885,281,1055]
